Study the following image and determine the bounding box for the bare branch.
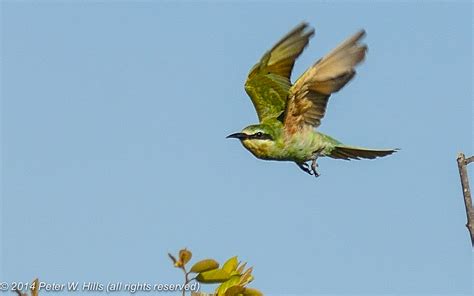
[456,153,474,246]
[466,156,474,164]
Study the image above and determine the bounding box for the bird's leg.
[311,158,320,177]
[297,162,313,176]
[310,150,322,178]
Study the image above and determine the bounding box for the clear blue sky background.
[1,1,472,295]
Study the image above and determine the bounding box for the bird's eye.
[255,132,263,137]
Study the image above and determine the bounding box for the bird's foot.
[310,150,322,178]
[297,162,313,176]
[311,158,320,178]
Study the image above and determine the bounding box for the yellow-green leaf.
[196,269,231,284]
[222,256,238,274]
[242,287,263,296]
[216,275,241,295]
[239,267,254,286]
[223,285,245,296]
[190,259,219,273]
[177,248,192,267]
[236,262,247,274]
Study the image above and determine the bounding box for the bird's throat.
[242,139,275,160]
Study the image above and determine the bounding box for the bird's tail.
[329,145,398,160]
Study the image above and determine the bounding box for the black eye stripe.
[250,132,272,140]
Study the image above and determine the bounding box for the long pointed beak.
[226,132,248,140]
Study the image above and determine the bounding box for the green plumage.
[227,23,397,177]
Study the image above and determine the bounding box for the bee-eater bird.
[227,23,397,177]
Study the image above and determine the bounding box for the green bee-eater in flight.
[227,23,397,177]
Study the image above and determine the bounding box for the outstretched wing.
[245,23,314,122]
[284,30,367,134]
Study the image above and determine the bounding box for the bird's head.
[226,124,279,159]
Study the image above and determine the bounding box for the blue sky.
[1,1,472,295]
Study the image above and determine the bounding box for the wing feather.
[284,30,367,133]
[245,23,314,122]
